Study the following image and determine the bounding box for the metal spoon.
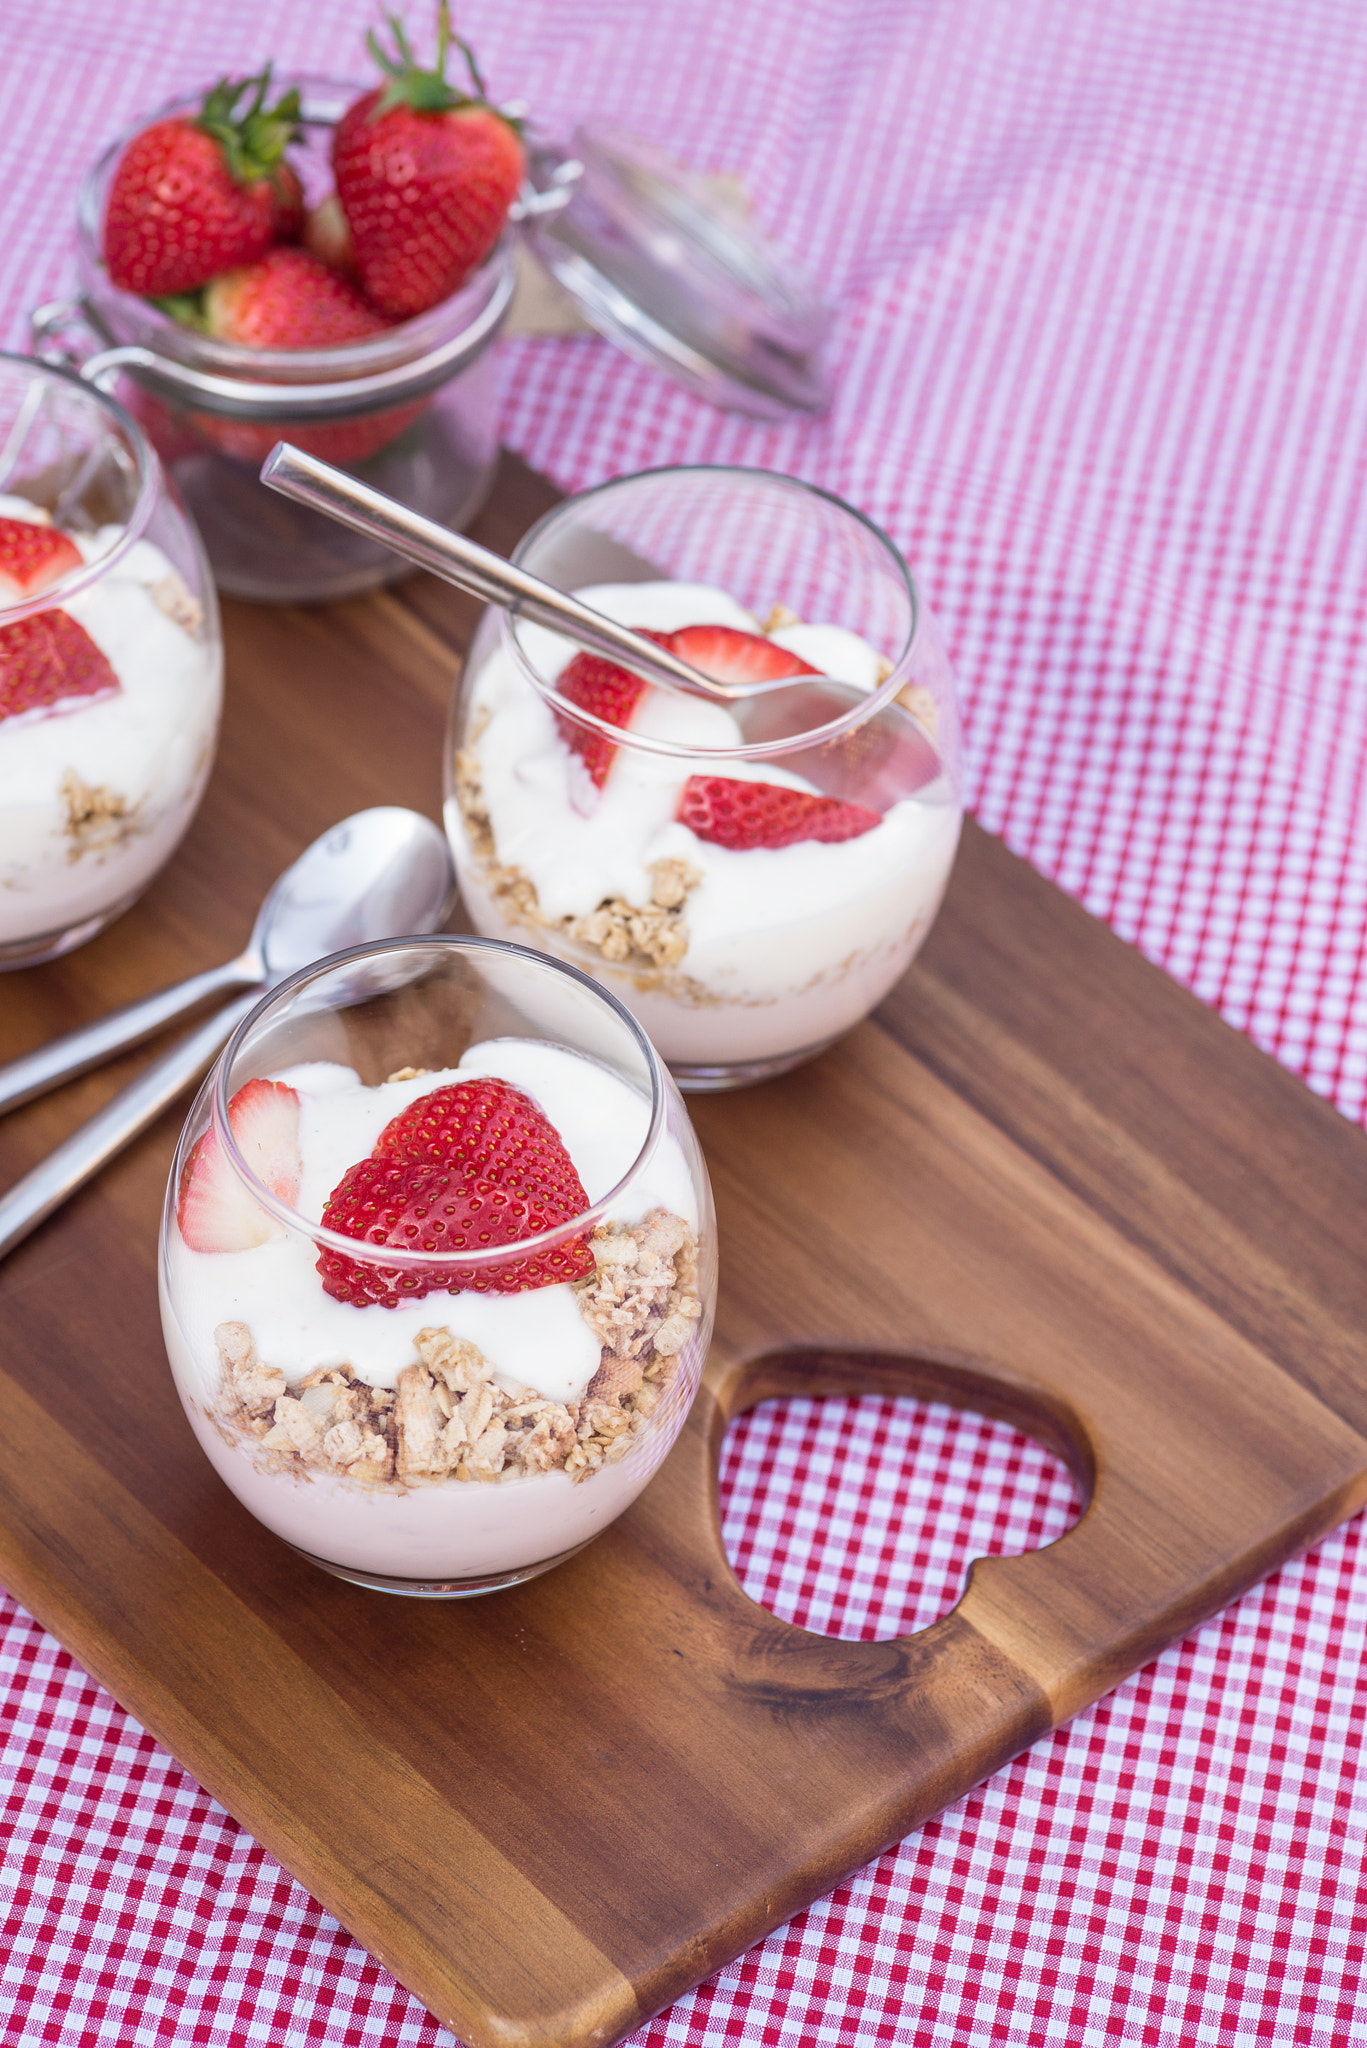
[0,807,453,1116]
[0,808,454,1259]
[258,442,873,718]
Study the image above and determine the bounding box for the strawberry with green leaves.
[332,5,525,320]
[103,68,303,299]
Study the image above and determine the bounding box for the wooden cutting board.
[4,454,1367,2048]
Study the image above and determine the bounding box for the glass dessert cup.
[0,354,222,969]
[159,934,716,1597]
[42,78,512,603]
[445,464,964,1089]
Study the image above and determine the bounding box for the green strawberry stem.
[149,289,209,332]
[197,64,301,185]
[367,2,503,118]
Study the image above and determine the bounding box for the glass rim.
[501,463,929,764]
[0,350,159,624]
[76,77,513,394]
[209,932,670,1270]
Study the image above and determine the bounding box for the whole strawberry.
[203,247,390,349]
[103,68,302,298]
[332,6,524,321]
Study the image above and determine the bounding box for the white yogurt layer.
[167,1038,696,1402]
[163,1305,701,1580]
[0,494,220,947]
[450,581,962,1066]
[161,1035,705,1581]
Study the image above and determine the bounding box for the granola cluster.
[151,569,204,635]
[59,770,140,860]
[455,743,701,972]
[214,1207,702,1490]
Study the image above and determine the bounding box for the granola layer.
[456,742,704,976]
[212,1207,701,1490]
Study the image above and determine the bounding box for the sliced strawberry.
[229,1077,304,1200]
[177,1079,302,1253]
[665,623,819,688]
[375,1076,588,1214]
[0,517,82,601]
[0,611,121,725]
[553,646,656,790]
[554,624,818,790]
[318,1157,593,1305]
[319,1074,593,1305]
[678,775,882,851]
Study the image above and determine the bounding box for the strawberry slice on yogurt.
[0,516,82,601]
[554,647,655,791]
[177,1078,302,1252]
[667,623,818,690]
[0,612,121,724]
[0,514,122,725]
[319,1075,595,1305]
[678,775,880,850]
[554,625,818,792]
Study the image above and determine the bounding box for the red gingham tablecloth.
[4,1,1367,2040]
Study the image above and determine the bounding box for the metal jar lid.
[518,124,834,420]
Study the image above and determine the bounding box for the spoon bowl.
[253,806,456,979]
[0,807,455,1117]
[0,808,457,1259]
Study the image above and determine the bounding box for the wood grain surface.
[3,454,1367,2046]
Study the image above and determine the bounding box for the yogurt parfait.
[445,466,962,1087]
[159,935,715,1595]
[0,356,221,968]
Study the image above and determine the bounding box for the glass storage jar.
[444,464,963,1089]
[0,353,222,969]
[159,934,716,1596]
[39,78,512,604]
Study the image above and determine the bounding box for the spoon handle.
[0,956,258,1117]
[259,443,748,703]
[0,993,259,1261]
